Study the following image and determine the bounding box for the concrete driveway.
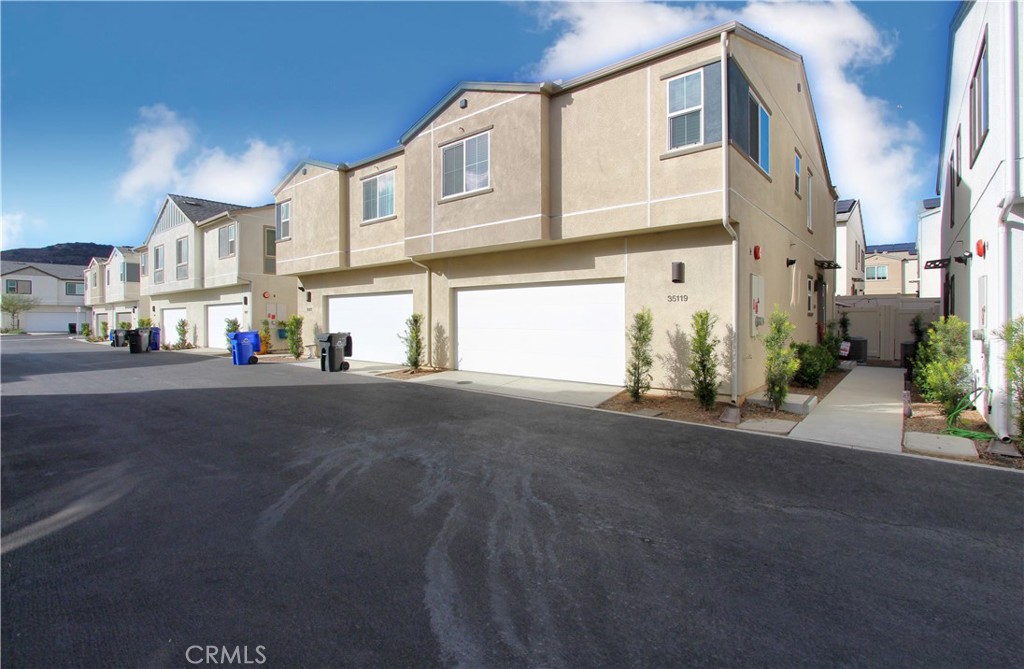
[2,336,1021,668]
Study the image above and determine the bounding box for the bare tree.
[1,294,40,331]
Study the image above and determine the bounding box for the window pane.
[669,71,701,113]
[758,107,770,172]
[748,97,759,162]
[265,228,276,257]
[443,144,464,196]
[379,173,395,218]
[684,71,701,108]
[465,135,489,191]
[670,110,701,149]
[363,179,377,221]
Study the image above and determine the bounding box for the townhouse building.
[139,195,297,348]
[835,199,866,295]
[863,243,919,296]
[1,261,86,332]
[933,0,1022,439]
[83,246,145,334]
[274,22,839,400]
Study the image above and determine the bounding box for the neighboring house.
[916,198,942,298]
[863,243,919,296]
[83,246,146,334]
[932,0,1022,439]
[1,261,86,332]
[835,199,866,295]
[274,21,840,401]
[139,195,298,348]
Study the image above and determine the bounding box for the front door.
[816,273,827,342]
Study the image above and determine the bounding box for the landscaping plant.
[118,321,131,330]
[259,319,273,355]
[821,321,842,369]
[101,321,109,339]
[398,313,424,369]
[625,307,654,402]
[285,315,304,359]
[1,293,39,331]
[838,311,850,341]
[762,306,800,410]
[688,309,720,410]
[225,317,240,352]
[138,317,152,328]
[999,316,1024,438]
[792,342,833,389]
[914,315,970,415]
[175,318,189,349]
[80,323,92,338]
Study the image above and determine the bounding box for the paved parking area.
[2,336,1022,668]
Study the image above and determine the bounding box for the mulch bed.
[380,368,444,379]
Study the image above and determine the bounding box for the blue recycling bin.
[228,331,261,365]
[149,326,161,351]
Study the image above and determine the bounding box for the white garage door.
[22,311,76,333]
[115,312,132,328]
[206,303,244,349]
[327,292,413,364]
[456,282,625,385]
[162,308,187,344]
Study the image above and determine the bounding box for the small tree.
[81,323,92,338]
[688,310,720,410]
[118,321,131,330]
[175,319,189,349]
[398,313,424,369]
[914,316,970,415]
[625,307,654,402]
[1,294,39,331]
[838,311,851,341]
[224,317,241,352]
[138,317,152,328]
[259,319,273,355]
[101,321,109,339]
[285,315,304,359]
[999,316,1024,438]
[762,306,800,411]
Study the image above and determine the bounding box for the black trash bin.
[318,332,352,372]
[127,329,149,354]
[68,323,77,335]
[111,328,128,347]
[847,336,868,365]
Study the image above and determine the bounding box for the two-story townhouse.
[1,261,86,332]
[864,243,919,296]
[932,0,1022,439]
[85,246,146,332]
[139,195,298,349]
[916,198,942,299]
[275,22,839,400]
[835,199,866,295]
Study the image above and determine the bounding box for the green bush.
[792,342,834,389]
[259,319,273,355]
[285,315,304,359]
[118,321,131,330]
[398,313,424,369]
[625,307,654,402]
[821,321,842,370]
[175,319,189,349]
[838,312,850,341]
[101,321,109,338]
[225,317,240,352]
[80,323,92,338]
[688,310,720,410]
[999,316,1024,438]
[762,306,800,410]
[137,317,152,328]
[914,316,970,414]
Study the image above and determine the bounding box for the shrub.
[792,343,834,389]
[81,323,92,338]
[999,316,1024,438]
[910,313,927,344]
[175,319,189,349]
[285,315,304,359]
[259,319,273,355]
[101,321,109,338]
[225,317,240,352]
[118,321,131,330]
[137,317,152,328]
[762,306,800,410]
[688,310,720,410]
[398,313,424,369]
[914,316,970,415]
[821,321,842,369]
[625,307,654,402]
[838,312,851,341]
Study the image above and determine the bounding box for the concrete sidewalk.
[408,370,622,408]
[789,366,905,453]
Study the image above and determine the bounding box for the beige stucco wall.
[274,164,346,275]
[147,210,201,295]
[864,253,916,295]
[347,154,407,268]
[84,263,105,305]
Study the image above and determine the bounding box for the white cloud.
[530,0,928,244]
[116,104,294,206]
[1,212,27,250]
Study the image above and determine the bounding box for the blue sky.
[1,1,958,253]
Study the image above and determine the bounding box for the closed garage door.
[456,282,625,385]
[22,311,76,333]
[327,292,413,364]
[115,312,132,328]
[96,314,108,335]
[162,308,186,344]
[206,303,244,349]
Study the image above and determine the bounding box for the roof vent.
[184,200,201,206]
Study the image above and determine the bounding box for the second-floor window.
[175,237,188,280]
[219,223,236,258]
[866,265,888,281]
[65,282,85,296]
[748,92,770,174]
[362,171,395,222]
[970,34,988,162]
[442,132,489,198]
[806,170,814,231]
[154,246,164,284]
[276,201,291,240]
[106,269,111,285]
[264,227,276,274]
[141,252,148,276]
[668,69,702,150]
[794,152,801,195]
[91,273,97,287]
[5,279,31,294]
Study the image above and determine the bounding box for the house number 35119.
[667,294,689,303]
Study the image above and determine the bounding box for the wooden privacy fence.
[836,295,941,362]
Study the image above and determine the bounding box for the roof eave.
[399,82,548,146]
[272,159,341,196]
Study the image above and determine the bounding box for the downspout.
[721,30,739,404]
[995,0,1021,440]
[227,214,255,330]
[409,258,432,366]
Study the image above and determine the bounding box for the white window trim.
[277,201,292,241]
[866,265,888,281]
[969,31,988,164]
[794,151,802,196]
[667,69,703,151]
[218,223,236,259]
[6,279,31,295]
[175,237,188,280]
[362,170,396,223]
[441,131,490,200]
[153,245,165,284]
[748,90,770,175]
[806,170,814,232]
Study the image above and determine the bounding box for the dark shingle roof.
[835,199,857,214]
[866,243,917,255]
[922,197,941,210]
[1,260,87,281]
[168,194,250,224]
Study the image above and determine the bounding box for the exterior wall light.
[786,258,797,267]
[671,262,685,283]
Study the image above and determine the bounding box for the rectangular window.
[264,227,276,274]
[807,171,814,231]
[668,69,703,149]
[154,245,165,284]
[5,279,31,294]
[794,152,801,194]
[119,262,126,282]
[442,132,489,198]
[866,265,888,281]
[955,126,962,184]
[748,92,770,173]
[969,35,988,161]
[140,252,148,276]
[949,151,956,228]
[362,171,396,222]
[175,237,188,280]
[276,201,291,240]
[106,269,111,285]
[807,277,814,313]
[91,273,97,287]
[218,223,236,258]
[65,282,85,296]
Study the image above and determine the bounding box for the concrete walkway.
[408,370,622,408]
[789,366,906,453]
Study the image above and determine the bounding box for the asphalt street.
[2,335,1022,668]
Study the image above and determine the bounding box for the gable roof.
[168,194,250,224]
[399,82,548,146]
[272,159,341,196]
[922,197,941,210]
[835,199,857,214]
[866,242,917,255]
[1,260,87,281]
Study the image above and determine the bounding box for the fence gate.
[836,295,941,361]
